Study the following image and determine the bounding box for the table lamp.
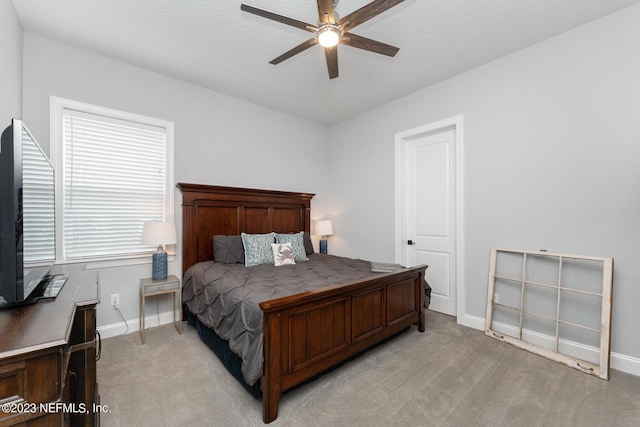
[315,220,334,254]
[142,221,177,280]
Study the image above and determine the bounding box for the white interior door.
[403,128,457,315]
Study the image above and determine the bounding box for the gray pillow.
[213,235,245,264]
[303,231,314,255]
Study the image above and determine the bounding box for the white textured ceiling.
[12,0,640,126]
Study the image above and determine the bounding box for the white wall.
[0,0,23,121]
[22,33,329,334]
[327,4,640,365]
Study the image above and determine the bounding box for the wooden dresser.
[0,265,100,426]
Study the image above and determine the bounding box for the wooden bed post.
[418,270,426,332]
[181,203,197,277]
[262,311,282,424]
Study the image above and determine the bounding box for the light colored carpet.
[97,311,640,426]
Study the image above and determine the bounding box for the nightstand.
[139,274,182,344]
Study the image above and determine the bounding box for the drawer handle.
[96,330,102,361]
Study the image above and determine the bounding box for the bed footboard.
[260,265,427,423]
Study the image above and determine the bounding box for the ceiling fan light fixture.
[240,1,404,79]
[317,25,341,48]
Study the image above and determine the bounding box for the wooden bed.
[177,183,427,423]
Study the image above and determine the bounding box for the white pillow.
[271,243,296,266]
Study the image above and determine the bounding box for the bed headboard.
[177,183,315,274]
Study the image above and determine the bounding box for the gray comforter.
[182,253,384,385]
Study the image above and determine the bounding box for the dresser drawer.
[0,350,62,424]
[141,281,179,294]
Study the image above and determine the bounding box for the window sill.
[56,253,176,270]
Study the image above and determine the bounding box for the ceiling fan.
[240,0,405,79]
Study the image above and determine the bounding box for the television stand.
[0,265,100,426]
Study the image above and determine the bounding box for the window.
[22,125,56,264]
[50,97,174,263]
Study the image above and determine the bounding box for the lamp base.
[152,251,168,281]
[319,239,328,254]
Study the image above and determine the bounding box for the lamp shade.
[314,220,334,237]
[141,221,177,247]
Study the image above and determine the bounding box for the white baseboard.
[456,312,640,377]
[458,313,485,330]
[609,351,640,377]
[98,310,180,340]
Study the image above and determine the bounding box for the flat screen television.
[0,119,66,308]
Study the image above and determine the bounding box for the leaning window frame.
[49,96,175,268]
[485,247,614,380]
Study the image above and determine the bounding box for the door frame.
[394,115,465,323]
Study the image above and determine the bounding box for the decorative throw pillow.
[271,243,296,266]
[241,232,275,267]
[275,232,309,261]
[213,235,245,263]
[303,231,314,256]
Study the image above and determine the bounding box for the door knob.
[407,240,415,245]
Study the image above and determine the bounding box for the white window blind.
[60,109,168,261]
[22,127,56,263]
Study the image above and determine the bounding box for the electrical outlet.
[110,294,120,308]
[494,293,499,304]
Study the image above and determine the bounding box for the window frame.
[50,96,175,267]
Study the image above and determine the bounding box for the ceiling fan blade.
[270,38,318,65]
[341,32,399,57]
[241,4,317,32]
[317,0,336,24]
[339,0,405,32]
[324,46,339,79]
